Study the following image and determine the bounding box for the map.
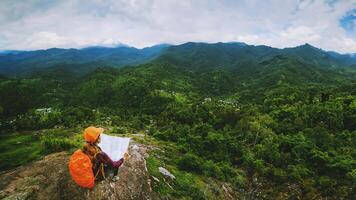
[98,134,130,161]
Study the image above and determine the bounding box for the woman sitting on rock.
[82,126,128,180]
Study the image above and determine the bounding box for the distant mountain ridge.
[158,42,356,72]
[0,44,170,76]
[0,42,355,77]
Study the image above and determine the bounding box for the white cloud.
[24,32,72,49]
[0,0,355,53]
[280,26,321,43]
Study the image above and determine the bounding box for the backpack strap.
[94,163,105,179]
[93,152,105,179]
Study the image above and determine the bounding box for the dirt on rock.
[0,142,152,200]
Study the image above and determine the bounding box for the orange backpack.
[68,150,95,189]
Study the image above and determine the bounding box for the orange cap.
[83,126,104,143]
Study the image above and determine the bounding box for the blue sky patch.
[340,9,356,34]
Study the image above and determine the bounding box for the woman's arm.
[97,151,124,168]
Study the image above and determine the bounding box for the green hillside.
[0,43,355,199]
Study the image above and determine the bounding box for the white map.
[98,134,131,161]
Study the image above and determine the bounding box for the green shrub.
[0,133,43,171]
[41,137,75,153]
[317,176,337,196]
[202,160,221,177]
[287,164,312,181]
[347,169,356,182]
[178,152,203,173]
[216,162,246,186]
[269,167,287,183]
[111,115,122,126]
[40,129,76,153]
[174,173,205,200]
[111,126,128,134]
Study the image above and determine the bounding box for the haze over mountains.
[0,42,355,77]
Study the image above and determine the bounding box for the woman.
[82,126,127,180]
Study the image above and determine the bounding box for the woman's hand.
[124,152,129,160]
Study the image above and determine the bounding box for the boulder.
[0,142,152,200]
[158,167,175,180]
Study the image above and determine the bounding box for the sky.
[0,0,355,53]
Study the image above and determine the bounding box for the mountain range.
[0,42,355,77]
[0,44,170,76]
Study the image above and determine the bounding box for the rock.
[131,144,140,151]
[158,167,175,180]
[131,133,145,138]
[151,176,160,182]
[0,141,152,200]
[222,184,235,200]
